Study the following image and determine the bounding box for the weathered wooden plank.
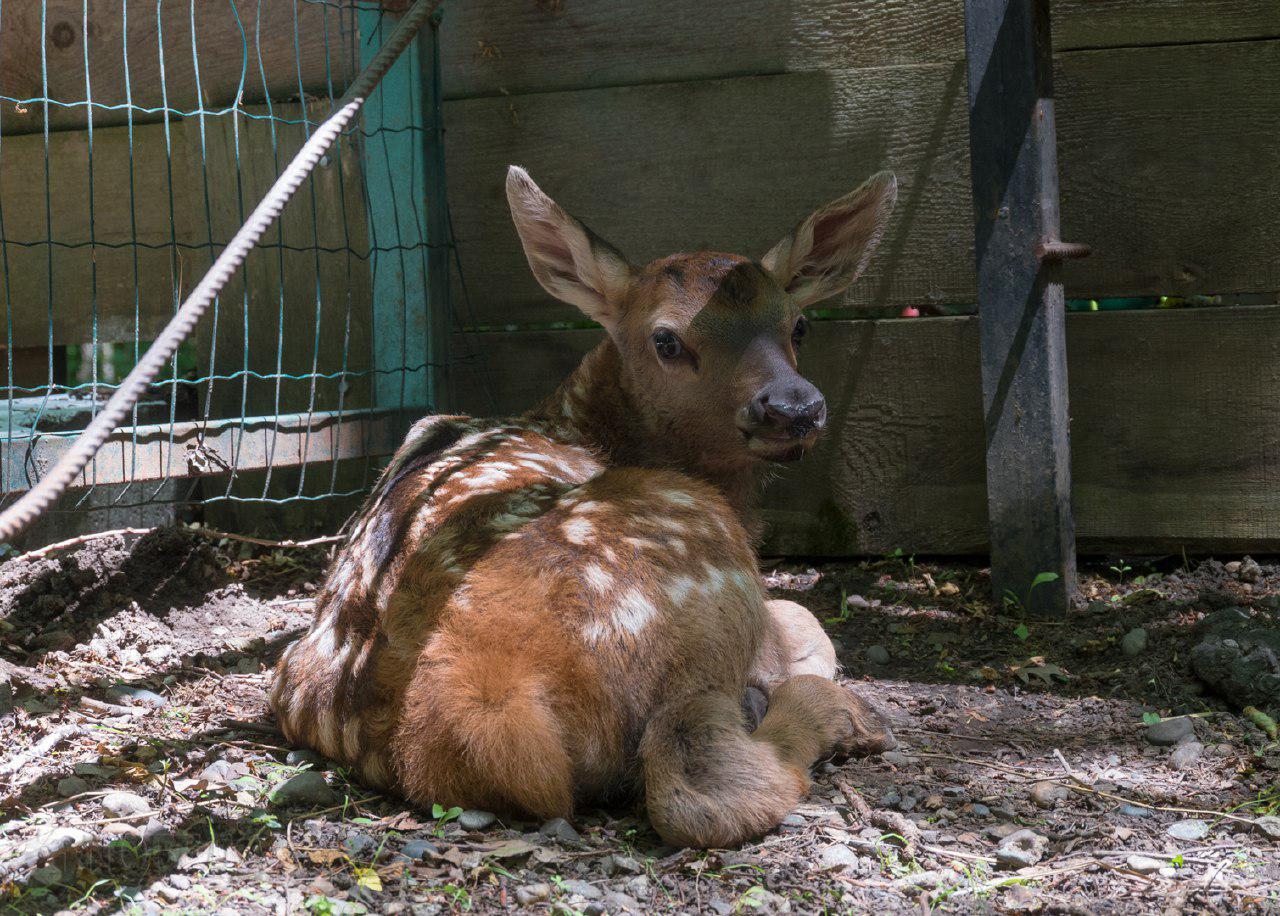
[0,407,402,493]
[188,101,375,423]
[965,0,1076,615]
[438,0,1280,99]
[0,119,202,348]
[444,40,1280,328]
[0,0,358,135]
[452,305,1280,555]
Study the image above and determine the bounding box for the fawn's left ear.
[506,165,634,328]
[761,171,897,308]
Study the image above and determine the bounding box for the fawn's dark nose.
[751,379,827,438]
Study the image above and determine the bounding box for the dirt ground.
[1,528,1278,914]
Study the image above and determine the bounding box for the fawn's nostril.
[754,389,826,437]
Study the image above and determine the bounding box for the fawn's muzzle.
[749,378,827,438]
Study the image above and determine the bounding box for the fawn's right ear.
[506,166,634,328]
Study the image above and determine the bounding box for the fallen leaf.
[305,848,348,867]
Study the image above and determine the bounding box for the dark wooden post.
[963,0,1079,616]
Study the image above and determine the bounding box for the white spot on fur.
[342,717,362,759]
[562,517,595,545]
[665,490,696,508]
[582,563,613,593]
[613,589,658,636]
[467,466,512,488]
[667,575,698,605]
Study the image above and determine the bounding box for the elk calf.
[272,167,899,847]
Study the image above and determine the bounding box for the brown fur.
[272,167,899,847]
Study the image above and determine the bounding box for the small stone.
[1237,557,1263,583]
[1126,854,1164,875]
[624,875,651,898]
[560,880,602,900]
[1166,819,1210,841]
[457,809,496,831]
[102,791,151,817]
[538,817,580,843]
[119,647,144,666]
[1121,628,1148,656]
[344,832,377,858]
[1146,716,1194,746]
[269,771,337,808]
[58,775,90,797]
[1029,781,1068,809]
[1253,816,1280,839]
[605,853,643,875]
[986,823,1020,841]
[169,875,191,890]
[198,760,240,784]
[515,883,551,906]
[602,892,642,913]
[31,865,63,886]
[866,645,891,665]
[285,749,324,768]
[1118,804,1154,818]
[846,594,871,610]
[991,804,1018,821]
[151,882,182,903]
[400,839,437,860]
[818,844,860,871]
[968,803,991,817]
[36,630,75,650]
[781,813,806,827]
[1225,561,1242,574]
[106,684,168,708]
[995,829,1047,870]
[881,751,911,767]
[1171,741,1204,770]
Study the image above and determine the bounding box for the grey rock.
[1166,819,1210,841]
[995,829,1047,870]
[1191,608,1280,710]
[1029,781,1068,809]
[1118,804,1154,818]
[1126,854,1165,875]
[985,823,1020,841]
[991,804,1018,821]
[866,645,891,665]
[968,803,991,817]
[846,595,871,610]
[169,875,191,890]
[1253,816,1280,839]
[197,760,240,784]
[102,791,151,817]
[781,813,806,827]
[624,875,651,898]
[151,882,182,903]
[515,883,551,906]
[583,904,607,916]
[268,771,337,807]
[602,892,643,913]
[1171,741,1204,770]
[1121,628,1148,657]
[1238,557,1263,583]
[344,832,377,858]
[458,809,496,831]
[879,790,901,807]
[881,751,911,767]
[400,839,438,860]
[606,853,643,875]
[818,844,860,871]
[285,749,325,768]
[31,865,63,886]
[106,684,168,707]
[538,817,581,843]
[58,775,90,797]
[1147,716,1195,746]
[560,880,602,900]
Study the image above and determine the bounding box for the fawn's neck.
[530,339,766,533]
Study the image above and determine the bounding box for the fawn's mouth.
[740,427,820,461]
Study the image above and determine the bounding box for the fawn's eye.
[792,316,809,348]
[652,329,684,361]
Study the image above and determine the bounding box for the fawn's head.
[507,167,896,466]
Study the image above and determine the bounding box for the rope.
[0,0,443,542]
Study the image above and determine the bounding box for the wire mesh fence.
[0,1,482,546]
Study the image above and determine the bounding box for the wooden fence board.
[452,305,1280,555]
[444,40,1280,328]
[438,0,1280,100]
[0,120,202,349]
[0,0,358,135]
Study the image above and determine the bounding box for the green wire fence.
[0,1,485,544]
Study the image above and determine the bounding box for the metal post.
[419,11,452,412]
[963,0,1080,616]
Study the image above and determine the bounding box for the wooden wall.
[441,1,1280,555]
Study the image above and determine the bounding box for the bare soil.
[1,530,1278,914]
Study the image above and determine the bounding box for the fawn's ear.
[761,171,898,308]
[506,166,634,327]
